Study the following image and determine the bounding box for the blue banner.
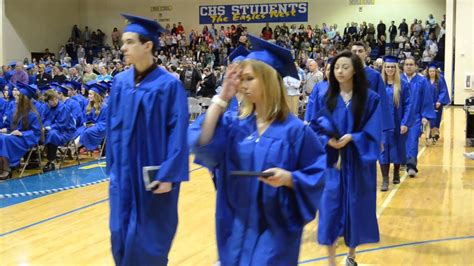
[199,2,308,24]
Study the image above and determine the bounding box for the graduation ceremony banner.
[199,2,308,24]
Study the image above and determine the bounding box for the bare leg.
[327,245,337,266]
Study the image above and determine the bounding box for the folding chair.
[98,137,106,160]
[58,140,81,169]
[188,97,202,121]
[20,145,44,177]
[198,97,212,111]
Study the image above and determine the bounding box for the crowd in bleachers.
[0,13,446,179]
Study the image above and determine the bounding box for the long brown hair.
[13,94,44,140]
[239,60,290,123]
[86,91,104,116]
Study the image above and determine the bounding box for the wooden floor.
[1,107,473,265]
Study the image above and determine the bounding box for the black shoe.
[43,162,56,172]
[25,160,40,170]
[393,175,400,184]
[346,257,358,266]
[0,170,11,180]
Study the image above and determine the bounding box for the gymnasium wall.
[2,0,80,64]
[453,0,474,105]
[2,0,446,65]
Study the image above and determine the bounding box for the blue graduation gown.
[313,90,382,248]
[0,109,42,166]
[427,76,450,128]
[1,100,16,129]
[43,102,76,146]
[402,74,436,168]
[33,100,46,120]
[305,80,328,122]
[380,80,413,164]
[189,113,326,265]
[71,94,88,114]
[28,74,36,85]
[365,66,394,132]
[75,105,107,150]
[106,67,189,266]
[0,98,7,127]
[64,98,84,128]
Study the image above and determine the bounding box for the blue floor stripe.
[0,198,108,237]
[298,235,474,264]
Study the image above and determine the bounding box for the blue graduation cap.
[26,63,35,71]
[428,62,438,69]
[85,80,107,96]
[55,85,69,96]
[383,55,399,63]
[45,67,52,74]
[228,45,250,64]
[245,35,298,79]
[8,61,16,67]
[60,63,69,69]
[122,13,165,47]
[49,82,60,89]
[16,82,38,99]
[38,85,52,93]
[63,80,81,91]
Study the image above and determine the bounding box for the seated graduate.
[1,82,19,129]
[0,82,43,179]
[57,82,84,129]
[42,89,76,172]
[65,80,88,113]
[188,35,326,265]
[74,81,108,151]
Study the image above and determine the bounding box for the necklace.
[340,90,353,105]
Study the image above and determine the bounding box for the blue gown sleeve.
[351,93,382,163]
[438,78,450,105]
[51,104,73,132]
[421,79,436,120]
[304,86,317,122]
[21,112,42,146]
[375,74,395,132]
[188,112,234,169]
[401,81,413,127]
[287,127,326,226]
[154,82,190,182]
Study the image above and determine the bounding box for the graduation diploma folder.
[230,171,274,178]
[143,165,161,191]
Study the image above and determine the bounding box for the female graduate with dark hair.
[189,35,326,265]
[0,83,42,179]
[379,56,412,191]
[311,51,382,266]
[425,63,450,142]
[74,81,107,151]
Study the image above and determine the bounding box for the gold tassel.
[336,151,342,170]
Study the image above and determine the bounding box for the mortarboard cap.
[39,85,52,93]
[245,35,298,79]
[228,45,250,64]
[428,62,438,69]
[8,61,17,67]
[122,13,165,47]
[17,82,38,99]
[55,85,69,96]
[85,80,107,96]
[63,80,81,91]
[45,67,52,74]
[383,55,399,63]
[26,63,35,70]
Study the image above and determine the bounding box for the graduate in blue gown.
[351,42,394,133]
[106,14,189,266]
[425,63,450,141]
[1,83,18,129]
[189,35,326,266]
[0,82,42,179]
[66,80,88,115]
[304,57,332,123]
[57,82,84,129]
[42,89,76,172]
[310,51,382,266]
[401,58,436,177]
[74,81,107,151]
[378,56,413,191]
